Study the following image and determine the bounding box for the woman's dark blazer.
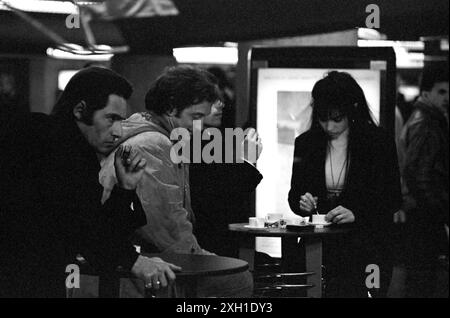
[288,125,402,261]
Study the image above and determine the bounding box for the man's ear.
[166,108,177,117]
[421,91,431,102]
[73,101,87,121]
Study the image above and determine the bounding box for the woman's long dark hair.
[310,71,376,134]
[309,71,378,170]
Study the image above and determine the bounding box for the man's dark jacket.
[0,113,145,297]
[189,128,263,257]
[398,100,449,266]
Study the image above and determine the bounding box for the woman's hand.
[299,192,318,213]
[325,205,355,224]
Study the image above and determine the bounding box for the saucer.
[309,221,332,227]
[244,225,265,229]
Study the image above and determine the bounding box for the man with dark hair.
[0,67,179,297]
[398,64,449,297]
[100,65,254,297]
[190,82,263,258]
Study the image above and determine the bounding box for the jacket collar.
[414,98,448,122]
[115,112,177,147]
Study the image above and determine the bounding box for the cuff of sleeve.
[118,247,140,271]
[111,186,136,202]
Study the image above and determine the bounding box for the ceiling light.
[47,47,113,61]
[0,0,78,15]
[173,47,238,65]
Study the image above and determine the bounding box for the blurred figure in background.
[206,66,236,128]
[397,64,449,298]
[0,71,26,135]
[190,66,263,257]
[190,101,263,257]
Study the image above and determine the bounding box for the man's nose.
[111,122,123,139]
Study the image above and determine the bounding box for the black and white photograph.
[0,0,448,303]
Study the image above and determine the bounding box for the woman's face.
[318,111,349,139]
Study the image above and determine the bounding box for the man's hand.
[242,128,263,164]
[114,145,146,190]
[326,205,355,224]
[131,255,181,290]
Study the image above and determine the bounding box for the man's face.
[81,94,127,155]
[203,100,225,128]
[171,100,212,132]
[424,81,449,111]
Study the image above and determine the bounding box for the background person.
[190,88,263,258]
[397,65,449,297]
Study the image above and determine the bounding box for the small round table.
[146,253,249,298]
[228,223,351,298]
[77,253,248,298]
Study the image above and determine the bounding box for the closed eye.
[107,114,125,122]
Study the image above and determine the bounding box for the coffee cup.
[312,214,327,224]
[249,217,265,228]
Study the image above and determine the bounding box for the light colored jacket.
[99,112,208,255]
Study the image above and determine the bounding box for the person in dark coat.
[0,67,179,297]
[190,93,263,257]
[288,71,402,297]
[397,65,448,297]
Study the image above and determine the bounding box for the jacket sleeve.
[43,170,142,273]
[347,131,402,232]
[288,134,310,216]
[402,121,449,224]
[126,132,206,255]
[189,161,263,197]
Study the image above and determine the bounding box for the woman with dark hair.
[288,71,402,297]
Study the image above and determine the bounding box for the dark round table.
[144,252,249,297]
[77,253,248,298]
[147,253,249,277]
[228,223,351,298]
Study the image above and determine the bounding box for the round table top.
[145,253,249,277]
[228,223,351,238]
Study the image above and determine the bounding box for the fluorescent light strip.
[173,47,238,65]
[358,39,424,50]
[0,0,78,15]
[358,39,425,68]
[47,47,113,61]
